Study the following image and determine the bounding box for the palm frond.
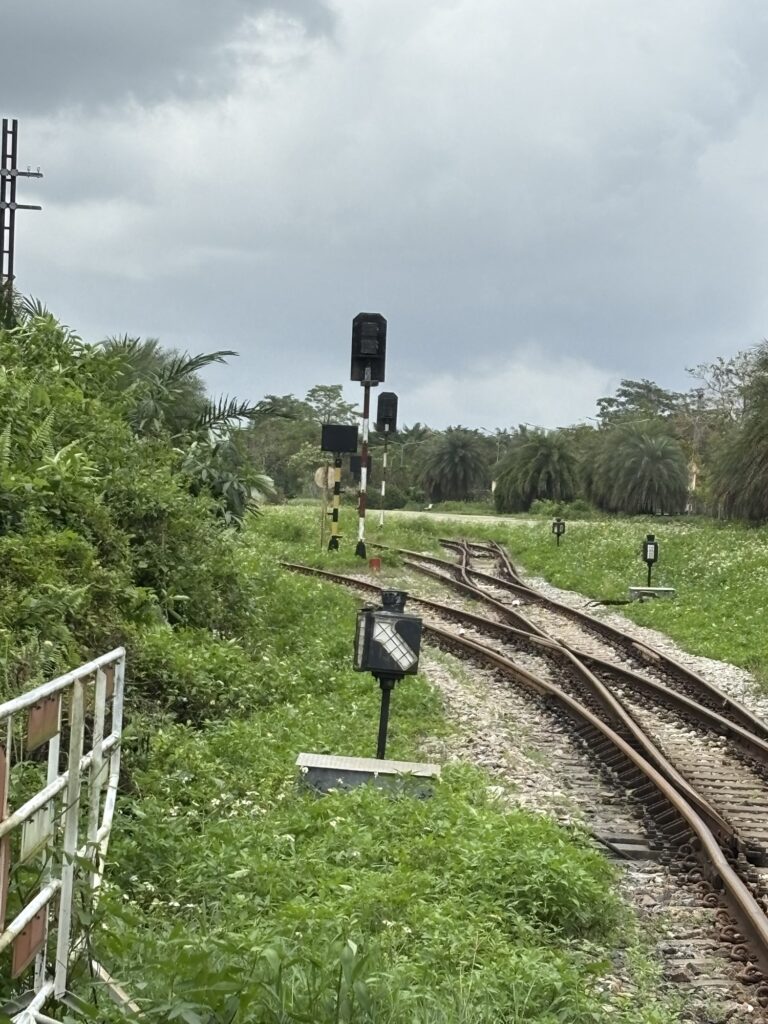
[158,350,238,390]
[31,411,55,460]
[194,396,258,432]
[16,295,50,322]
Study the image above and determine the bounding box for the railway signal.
[375,392,398,528]
[642,533,659,587]
[552,517,566,546]
[353,589,422,759]
[321,423,359,551]
[350,313,387,559]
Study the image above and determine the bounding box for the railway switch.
[354,589,422,758]
[552,518,566,546]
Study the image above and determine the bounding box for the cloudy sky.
[3,0,768,429]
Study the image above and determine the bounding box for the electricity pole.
[1,118,43,323]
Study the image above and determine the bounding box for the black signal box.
[643,534,659,564]
[376,392,398,433]
[349,454,372,483]
[354,594,422,677]
[321,423,359,454]
[351,313,387,384]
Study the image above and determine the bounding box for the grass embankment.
[101,508,674,1024]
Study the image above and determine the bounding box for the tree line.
[237,344,768,522]
[10,289,766,524]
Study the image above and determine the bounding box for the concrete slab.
[296,752,440,794]
[628,587,676,601]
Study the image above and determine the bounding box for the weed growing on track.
[97,507,677,1023]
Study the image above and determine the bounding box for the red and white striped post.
[350,313,387,559]
[356,383,371,559]
[379,424,389,528]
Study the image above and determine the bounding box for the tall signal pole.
[1,118,43,323]
[350,313,387,560]
[375,392,398,529]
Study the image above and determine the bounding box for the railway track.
[282,551,768,1005]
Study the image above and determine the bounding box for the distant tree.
[589,423,689,514]
[304,384,358,424]
[687,349,760,423]
[709,344,768,521]
[418,427,490,502]
[241,384,356,498]
[494,429,577,512]
[596,378,686,427]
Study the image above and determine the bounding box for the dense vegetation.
[0,312,675,1022]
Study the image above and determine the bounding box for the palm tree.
[98,336,256,436]
[709,345,768,521]
[494,429,578,512]
[592,424,688,514]
[417,427,490,502]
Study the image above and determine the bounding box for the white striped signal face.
[372,619,418,672]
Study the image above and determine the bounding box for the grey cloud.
[10,1,768,429]
[0,0,334,115]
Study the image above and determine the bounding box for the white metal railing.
[0,648,126,1022]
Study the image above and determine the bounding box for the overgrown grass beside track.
[98,508,675,1023]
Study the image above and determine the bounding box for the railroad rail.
[395,539,768,743]
[403,541,768,857]
[282,557,768,991]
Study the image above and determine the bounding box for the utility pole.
[1,118,43,323]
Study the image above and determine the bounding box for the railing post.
[54,678,85,997]
[34,700,61,992]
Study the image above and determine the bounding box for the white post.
[356,383,371,558]
[54,679,84,997]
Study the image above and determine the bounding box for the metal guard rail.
[0,648,126,1023]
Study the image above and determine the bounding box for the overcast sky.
[3,0,768,429]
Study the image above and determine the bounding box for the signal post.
[320,423,358,551]
[376,392,398,528]
[350,313,387,559]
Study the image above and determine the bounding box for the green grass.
[96,507,677,1023]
